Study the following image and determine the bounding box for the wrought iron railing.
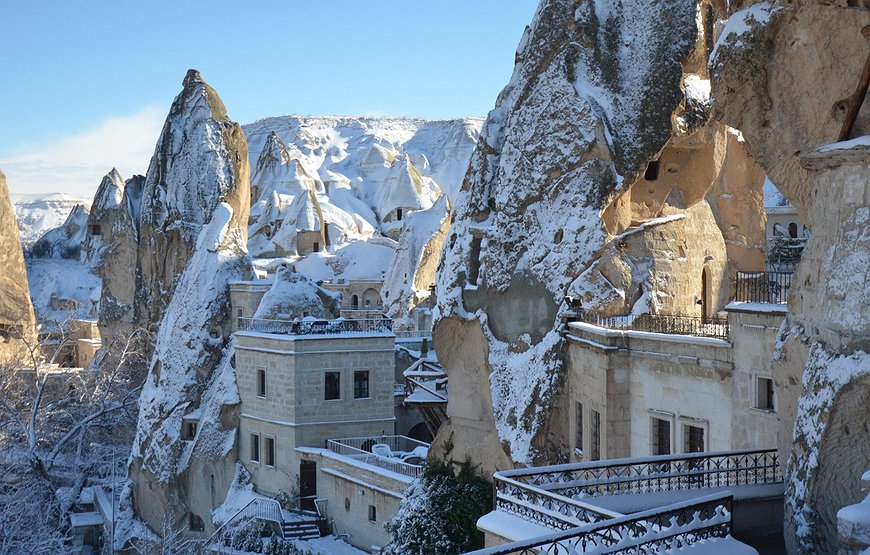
[465,492,733,555]
[497,448,781,501]
[238,317,392,336]
[575,312,729,340]
[395,329,433,339]
[735,271,793,304]
[326,435,429,479]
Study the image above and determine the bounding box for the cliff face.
[433,0,719,467]
[711,3,870,552]
[126,69,252,535]
[136,70,250,330]
[0,170,37,362]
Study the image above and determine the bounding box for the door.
[700,268,708,323]
[299,460,317,512]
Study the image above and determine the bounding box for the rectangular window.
[756,377,774,411]
[90,224,102,236]
[644,160,660,181]
[325,371,341,400]
[250,433,260,463]
[574,402,583,453]
[182,421,198,441]
[684,425,705,453]
[256,368,267,398]
[265,436,275,467]
[651,417,671,456]
[591,410,601,461]
[313,242,320,252]
[368,505,377,523]
[468,236,482,285]
[354,371,370,399]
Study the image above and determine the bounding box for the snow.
[252,267,339,320]
[212,463,263,527]
[763,177,790,208]
[724,301,788,314]
[25,258,101,323]
[293,536,369,555]
[710,2,779,67]
[291,237,396,282]
[13,193,91,246]
[612,214,686,242]
[818,135,870,152]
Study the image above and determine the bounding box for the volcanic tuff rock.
[83,168,126,269]
[432,0,767,469]
[711,2,870,552]
[0,170,37,361]
[30,204,89,260]
[135,69,251,331]
[14,193,91,247]
[126,69,252,535]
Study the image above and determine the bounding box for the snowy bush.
[383,454,492,555]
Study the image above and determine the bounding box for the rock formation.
[30,204,89,260]
[711,2,870,552]
[432,0,766,470]
[252,267,340,320]
[126,69,252,536]
[83,168,126,269]
[135,69,251,331]
[0,170,37,363]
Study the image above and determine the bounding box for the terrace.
[734,270,793,304]
[325,435,430,479]
[572,311,729,340]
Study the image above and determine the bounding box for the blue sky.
[0,1,538,198]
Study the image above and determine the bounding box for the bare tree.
[0,320,150,553]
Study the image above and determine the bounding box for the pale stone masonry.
[235,329,396,496]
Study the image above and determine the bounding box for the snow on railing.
[238,317,393,336]
[575,311,729,340]
[735,270,793,304]
[395,329,433,339]
[499,448,782,501]
[464,492,734,555]
[326,435,429,479]
[205,497,284,548]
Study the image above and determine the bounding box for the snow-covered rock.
[252,267,339,321]
[13,192,90,247]
[30,204,89,260]
[83,168,126,269]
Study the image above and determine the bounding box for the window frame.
[574,402,583,454]
[354,370,370,400]
[264,435,276,467]
[250,433,260,464]
[325,371,341,401]
[256,367,267,399]
[651,416,671,456]
[368,504,377,523]
[590,409,601,461]
[755,376,775,412]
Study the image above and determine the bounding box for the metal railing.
[576,312,729,340]
[464,492,733,555]
[205,497,284,548]
[326,435,429,479]
[238,317,392,336]
[497,448,781,501]
[395,329,433,339]
[735,271,793,304]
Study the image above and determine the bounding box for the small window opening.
[256,368,267,398]
[644,160,660,181]
[90,224,102,236]
[396,208,403,221]
[575,402,583,453]
[354,371,370,399]
[182,421,198,441]
[250,434,260,463]
[313,241,320,252]
[591,410,601,461]
[651,417,671,456]
[325,372,341,400]
[368,505,377,522]
[788,222,798,238]
[188,513,205,532]
[756,377,775,411]
[468,236,482,285]
[265,437,275,467]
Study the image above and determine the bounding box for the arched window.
[351,295,359,309]
[788,222,798,238]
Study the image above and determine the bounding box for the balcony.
[574,311,729,340]
[735,271,793,304]
[238,317,392,336]
[326,435,429,479]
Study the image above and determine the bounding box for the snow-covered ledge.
[837,470,870,553]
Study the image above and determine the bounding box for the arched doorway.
[351,294,359,309]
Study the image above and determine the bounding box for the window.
[188,512,205,532]
[256,368,267,398]
[354,371,370,399]
[313,241,320,252]
[684,425,705,453]
[756,377,775,411]
[574,402,583,453]
[90,224,102,236]
[468,236,482,285]
[396,208,403,221]
[236,307,244,327]
[265,436,275,467]
[591,410,601,461]
[182,421,198,441]
[351,295,359,309]
[250,433,260,463]
[644,160,660,181]
[788,222,798,238]
[368,505,377,522]
[651,418,671,456]
[325,372,341,400]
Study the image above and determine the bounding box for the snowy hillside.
[14,193,90,246]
